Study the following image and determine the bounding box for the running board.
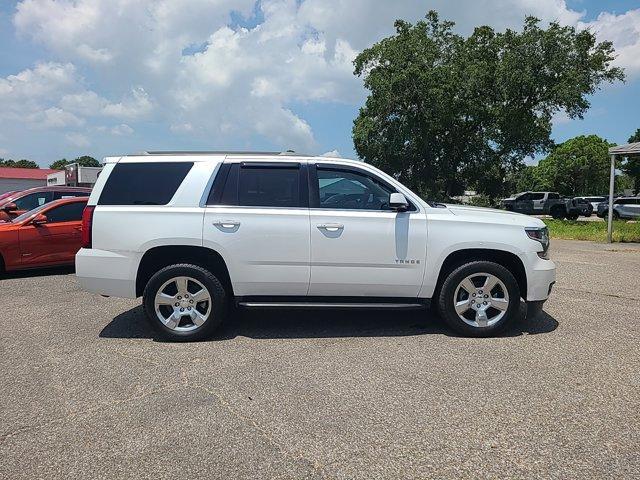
[237,302,426,310]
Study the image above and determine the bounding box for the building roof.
[0,167,61,180]
[609,142,640,155]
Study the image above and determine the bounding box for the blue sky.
[0,0,639,166]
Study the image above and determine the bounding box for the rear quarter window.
[98,162,193,205]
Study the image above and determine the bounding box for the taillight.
[81,205,95,248]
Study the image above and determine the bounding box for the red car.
[0,197,88,272]
[0,186,91,222]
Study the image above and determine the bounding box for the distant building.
[46,163,102,188]
[0,167,61,194]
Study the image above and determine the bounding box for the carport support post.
[607,153,616,243]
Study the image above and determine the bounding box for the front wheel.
[142,263,227,341]
[437,261,521,337]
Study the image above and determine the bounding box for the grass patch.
[543,219,640,243]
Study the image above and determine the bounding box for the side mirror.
[389,192,409,212]
[3,202,17,212]
[31,214,48,226]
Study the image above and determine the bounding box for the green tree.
[50,155,100,170]
[0,158,39,168]
[620,129,640,194]
[352,11,624,201]
[533,135,612,196]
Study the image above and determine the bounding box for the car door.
[18,202,85,266]
[512,193,532,214]
[307,163,427,298]
[203,161,311,296]
[531,193,546,212]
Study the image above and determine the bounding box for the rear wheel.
[613,211,620,220]
[438,261,521,337]
[142,263,227,341]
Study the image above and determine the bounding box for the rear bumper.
[522,253,556,302]
[75,248,138,298]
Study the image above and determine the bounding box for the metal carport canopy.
[607,142,640,242]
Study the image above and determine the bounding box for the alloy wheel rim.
[154,276,212,331]
[453,273,510,328]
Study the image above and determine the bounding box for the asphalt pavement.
[1,239,638,479]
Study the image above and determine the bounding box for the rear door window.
[98,162,193,205]
[530,193,546,200]
[211,163,305,208]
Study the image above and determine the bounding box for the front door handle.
[317,223,344,232]
[213,220,240,228]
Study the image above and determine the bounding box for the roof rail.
[134,150,312,156]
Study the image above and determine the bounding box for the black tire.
[613,211,620,220]
[550,206,565,219]
[142,263,227,341]
[566,214,579,221]
[437,261,521,337]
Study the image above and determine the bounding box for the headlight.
[525,227,550,259]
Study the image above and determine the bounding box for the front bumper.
[521,252,556,302]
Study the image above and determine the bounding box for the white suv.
[76,151,556,340]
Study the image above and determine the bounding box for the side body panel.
[0,229,20,269]
[203,207,310,295]
[308,209,427,297]
[76,159,218,298]
[18,221,82,267]
[419,210,556,302]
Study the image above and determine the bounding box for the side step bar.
[237,302,426,310]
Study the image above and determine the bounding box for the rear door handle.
[213,220,240,228]
[317,223,344,232]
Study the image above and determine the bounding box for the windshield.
[11,203,49,223]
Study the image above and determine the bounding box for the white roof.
[609,142,640,155]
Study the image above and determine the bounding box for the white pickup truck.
[76,151,556,341]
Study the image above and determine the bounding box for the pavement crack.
[553,286,637,301]
[0,383,182,446]
[187,383,329,479]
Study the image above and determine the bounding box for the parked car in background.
[568,197,593,218]
[577,196,607,211]
[0,197,88,271]
[501,191,588,219]
[0,186,91,222]
[597,197,640,220]
[0,197,88,272]
[0,190,18,202]
[76,151,556,341]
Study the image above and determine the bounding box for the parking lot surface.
[1,240,639,479]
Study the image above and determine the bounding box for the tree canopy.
[0,159,39,169]
[530,135,613,195]
[50,155,100,170]
[352,11,624,200]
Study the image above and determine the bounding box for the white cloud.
[581,9,640,78]
[110,124,134,136]
[321,149,341,157]
[65,132,90,147]
[101,87,153,120]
